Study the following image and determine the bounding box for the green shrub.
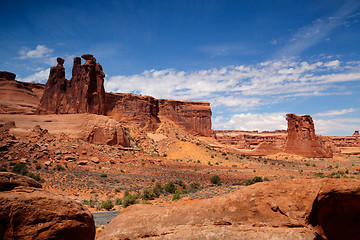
[153,182,163,197]
[122,194,139,208]
[102,199,114,211]
[12,163,28,175]
[55,164,65,171]
[175,180,186,189]
[164,181,176,194]
[210,175,221,185]
[114,198,122,205]
[141,188,157,200]
[35,164,42,170]
[172,192,181,201]
[245,176,263,186]
[0,165,7,172]
[188,182,200,193]
[100,173,108,178]
[26,172,42,182]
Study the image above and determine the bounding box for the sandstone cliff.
[0,71,44,114]
[284,113,333,158]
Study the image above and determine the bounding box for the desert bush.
[100,173,108,178]
[35,164,42,170]
[114,198,122,205]
[175,180,186,189]
[26,172,41,182]
[153,182,164,197]
[164,181,176,194]
[172,192,181,201]
[12,163,28,175]
[122,194,139,208]
[0,165,7,172]
[188,182,200,192]
[141,188,157,200]
[210,175,221,185]
[102,199,114,211]
[245,176,263,186]
[55,164,65,171]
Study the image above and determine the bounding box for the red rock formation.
[105,93,160,131]
[97,178,360,240]
[36,55,106,114]
[0,71,16,80]
[353,130,359,136]
[158,99,212,136]
[0,72,44,114]
[0,172,95,240]
[284,113,333,158]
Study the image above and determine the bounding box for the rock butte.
[98,178,360,240]
[0,172,95,240]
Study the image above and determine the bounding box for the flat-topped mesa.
[36,55,106,114]
[284,113,333,158]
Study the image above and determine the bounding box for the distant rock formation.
[0,172,95,239]
[354,130,359,136]
[284,113,333,157]
[97,178,360,240]
[36,54,106,114]
[0,71,16,80]
[0,71,44,114]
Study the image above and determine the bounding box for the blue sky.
[1,0,360,136]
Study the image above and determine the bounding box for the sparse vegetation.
[210,175,221,185]
[245,176,263,186]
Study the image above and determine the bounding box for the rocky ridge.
[97,178,360,240]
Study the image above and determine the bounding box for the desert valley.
[1,55,359,239]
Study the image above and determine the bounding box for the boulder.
[97,178,360,240]
[78,160,88,165]
[284,113,333,158]
[0,172,95,240]
[86,118,130,147]
[90,157,100,164]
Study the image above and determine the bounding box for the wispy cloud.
[314,117,360,135]
[315,108,357,117]
[19,45,53,59]
[277,0,360,57]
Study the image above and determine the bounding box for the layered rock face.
[105,93,160,131]
[36,55,106,114]
[0,71,44,114]
[0,172,95,240]
[158,99,212,136]
[284,113,333,157]
[106,94,212,136]
[98,178,360,240]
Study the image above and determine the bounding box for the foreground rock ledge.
[0,172,95,240]
[98,178,360,240]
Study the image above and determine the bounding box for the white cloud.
[105,57,360,109]
[314,118,360,135]
[213,112,287,132]
[19,45,53,59]
[18,68,50,83]
[315,108,357,117]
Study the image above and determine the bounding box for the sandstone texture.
[98,178,360,240]
[0,114,130,147]
[0,172,95,240]
[0,71,44,114]
[158,99,212,136]
[36,55,106,114]
[284,114,333,158]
